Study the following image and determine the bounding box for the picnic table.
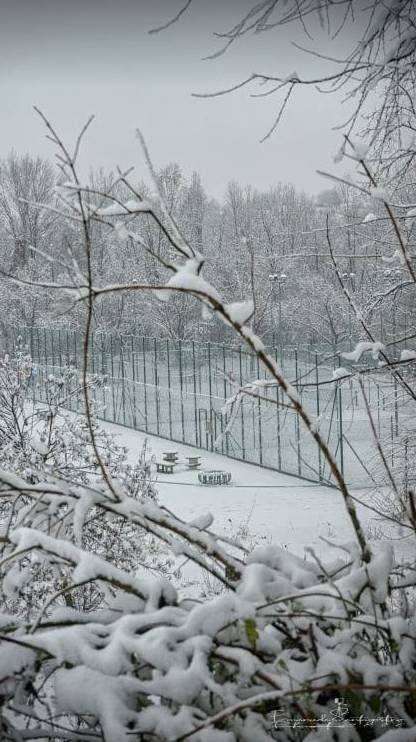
[186,456,201,470]
[156,461,177,474]
[163,451,179,463]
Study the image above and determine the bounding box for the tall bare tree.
[0,152,55,270]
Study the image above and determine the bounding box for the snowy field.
[103,419,378,561]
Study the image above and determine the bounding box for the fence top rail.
[10,325,351,362]
[11,326,416,382]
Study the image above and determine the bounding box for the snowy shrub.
[0,467,415,740]
[0,345,124,484]
[0,348,171,621]
[376,428,416,516]
[0,345,158,496]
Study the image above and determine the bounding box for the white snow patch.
[342,341,385,363]
[332,367,349,380]
[224,300,254,327]
[400,349,416,361]
[96,199,151,217]
[363,212,377,223]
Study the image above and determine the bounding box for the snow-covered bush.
[0,346,170,621]
[0,345,122,483]
[0,466,416,740]
[376,427,416,515]
[0,344,158,495]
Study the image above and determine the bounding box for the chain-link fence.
[8,326,415,488]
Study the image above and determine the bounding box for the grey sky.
[1,0,359,199]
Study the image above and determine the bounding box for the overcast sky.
[1,0,360,199]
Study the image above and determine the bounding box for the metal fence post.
[315,352,322,480]
[166,338,173,439]
[222,345,229,457]
[192,340,198,446]
[43,327,48,377]
[238,347,246,459]
[274,348,282,470]
[50,327,55,370]
[101,337,107,420]
[36,329,41,370]
[207,342,213,451]
[394,376,399,436]
[256,355,263,465]
[294,349,301,475]
[154,338,160,436]
[131,336,137,427]
[66,330,70,370]
[178,338,185,442]
[110,334,116,422]
[337,381,344,477]
[142,337,148,431]
[121,336,127,426]
[57,328,62,371]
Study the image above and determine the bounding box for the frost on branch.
[95,198,152,216]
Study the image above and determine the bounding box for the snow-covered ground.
[103,420,377,560]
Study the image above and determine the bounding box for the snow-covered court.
[104,420,374,560]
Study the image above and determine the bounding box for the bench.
[198,470,231,486]
[156,462,176,474]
